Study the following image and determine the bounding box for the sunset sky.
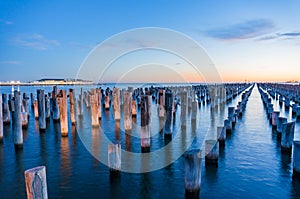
[0,0,300,83]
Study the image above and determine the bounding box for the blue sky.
[0,0,300,82]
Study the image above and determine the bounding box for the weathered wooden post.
[90,89,99,127]
[132,100,137,117]
[57,90,68,136]
[158,89,165,118]
[77,88,84,117]
[108,143,121,174]
[34,100,39,120]
[30,93,34,108]
[2,94,10,124]
[285,97,290,108]
[96,88,102,120]
[228,107,236,126]
[113,87,121,120]
[296,106,300,119]
[267,103,273,123]
[277,117,287,138]
[141,95,151,153]
[13,91,23,148]
[217,126,226,146]
[84,91,91,108]
[209,85,216,109]
[205,139,219,165]
[52,86,60,121]
[281,122,295,153]
[164,90,173,139]
[224,119,232,134]
[0,94,3,142]
[184,150,202,198]
[45,95,50,120]
[180,91,188,127]
[293,141,300,178]
[8,95,14,124]
[104,95,110,110]
[21,112,28,129]
[191,101,198,122]
[271,111,280,128]
[24,166,48,199]
[22,93,29,118]
[37,90,46,131]
[124,91,132,131]
[69,89,76,125]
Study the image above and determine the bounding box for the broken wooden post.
[277,117,287,138]
[113,87,121,120]
[69,89,76,125]
[57,90,68,136]
[141,95,151,153]
[108,143,121,174]
[24,166,48,199]
[2,94,10,124]
[124,91,132,131]
[90,89,99,127]
[217,126,226,146]
[293,141,300,178]
[164,90,173,139]
[205,139,219,165]
[52,86,60,122]
[184,149,202,198]
[13,91,23,148]
[37,90,46,131]
[281,122,295,153]
[0,94,2,142]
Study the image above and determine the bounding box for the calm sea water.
[0,84,300,199]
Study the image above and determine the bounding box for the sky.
[0,0,300,83]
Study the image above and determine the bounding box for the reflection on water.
[0,85,299,198]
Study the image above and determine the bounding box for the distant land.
[0,78,95,86]
[0,78,299,86]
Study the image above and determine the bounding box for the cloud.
[0,60,21,65]
[204,19,274,40]
[12,33,60,50]
[278,31,300,37]
[256,31,300,41]
[0,19,13,25]
[256,35,278,41]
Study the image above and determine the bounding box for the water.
[0,84,300,198]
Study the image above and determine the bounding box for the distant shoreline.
[0,81,298,87]
[0,82,97,86]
